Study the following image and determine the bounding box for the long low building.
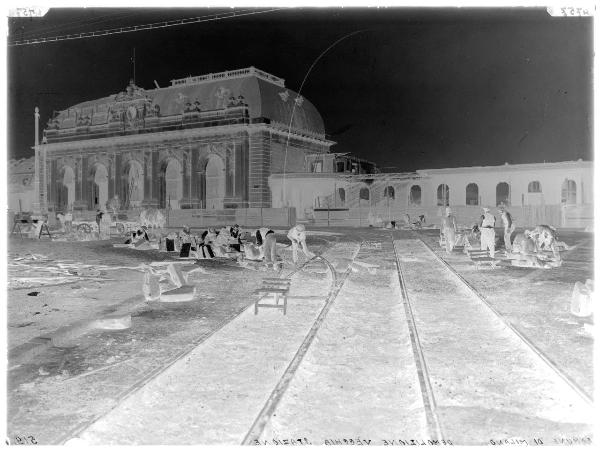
[269,159,593,228]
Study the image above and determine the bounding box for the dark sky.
[7,7,593,171]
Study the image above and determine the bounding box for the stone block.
[94,314,132,330]
[159,285,197,302]
[570,280,593,318]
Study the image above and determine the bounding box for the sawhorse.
[254,278,292,315]
[11,220,52,240]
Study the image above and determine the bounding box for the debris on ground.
[570,279,593,318]
[27,291,41,296]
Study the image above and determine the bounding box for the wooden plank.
[254,288,289,294]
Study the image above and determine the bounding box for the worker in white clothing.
[480,207,496,257]
[440,207,457,254]
[287,224,315,264]
[498,206,516,252]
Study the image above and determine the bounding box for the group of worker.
[439,205,569,267]
[159,223,315,270]
[440,205,517,257]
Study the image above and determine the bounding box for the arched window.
[409,185,421,206]
[561,179,577,204]
[496,182,510,206]
[528,181,542,193]
[359,187,370,201]
[337,187,346,206]
[465,183,479,205]
[383,186,395,200]
[437,184,450,206]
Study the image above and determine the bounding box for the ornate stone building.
[40,67,334,212]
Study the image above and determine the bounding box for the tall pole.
[33,107,41,215]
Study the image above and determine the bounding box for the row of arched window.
[427,179,576,206]
[333,179,577,208]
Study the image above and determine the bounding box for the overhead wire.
[10,10,140,40]
[8,8,285,46]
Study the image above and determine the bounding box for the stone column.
[248,129,271,208]
[73,155,87,210]
[114,153,123,207]
[142,150,159,208]
[196,144,209,209]
[222,137,248,208]
[107,154,115,201]
[189,145,200,208]
[181,149,192,208]
[48,158,57,211]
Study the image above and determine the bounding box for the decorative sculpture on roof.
[145,103,160,118]
[108,109,122,123]
[114,79,147,102]
[215,86,231,109]
[46,117,60,130]
[77,115,91,127]
[278,90,290,102]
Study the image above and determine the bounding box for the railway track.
[242,237,361,444]
[55,235,344,445]
[391,232,593,443]
[416,234,592,406]
[392,236,445,442]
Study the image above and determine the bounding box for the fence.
[166,208,296,229]
[308,204,593,229]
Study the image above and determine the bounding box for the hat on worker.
[296,224,305,232]
[482,206,490,212]
[445,207,452,214]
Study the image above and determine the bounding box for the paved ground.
[5,227,595,445]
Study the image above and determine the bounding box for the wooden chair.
[254,277,292,315]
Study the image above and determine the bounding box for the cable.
[11,10,139,40]
[281,30,367,204]
[8,8,285,46]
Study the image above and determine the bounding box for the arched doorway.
[437,184,449,206]
[205,155,225,209]
[58,166,75,211]
[359,187,370,207]
[561,179,577,204]
[466,183,479,205]
[124,160,144,208]
[409,185,421,206]
[164,158,183,209]
[91,163,108,210]
[496,182,510,206]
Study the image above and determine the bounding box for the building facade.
[39,67,334,212]
[269,160,593,228]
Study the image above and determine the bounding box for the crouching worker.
[256,227,278,270]
[287,224,315,264]
[440,207,457,254]
[199,230,215,259]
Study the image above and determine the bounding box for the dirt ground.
[417,228,594,398]
[4,227,595,445]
